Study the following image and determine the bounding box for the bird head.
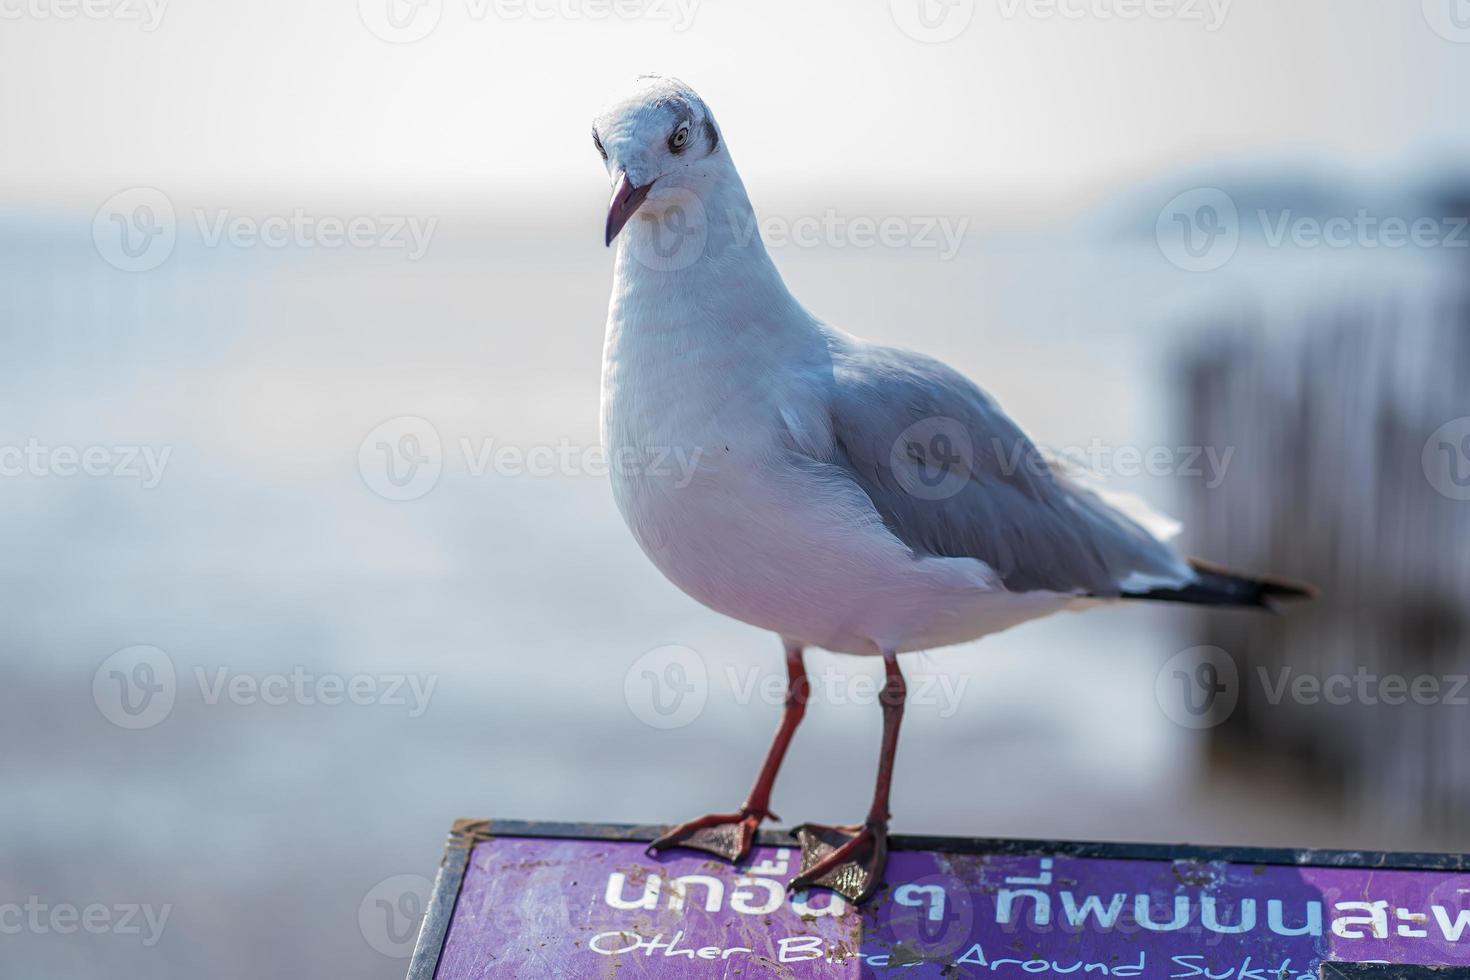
[592,75,726,246]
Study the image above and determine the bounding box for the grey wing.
[820,342,1193,596]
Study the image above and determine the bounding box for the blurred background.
[3,0,1469,976]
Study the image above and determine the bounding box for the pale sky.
[2,0,1467,210]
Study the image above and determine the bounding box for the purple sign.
[429,835,1470,977]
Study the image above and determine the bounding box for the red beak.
[605,172,654,246]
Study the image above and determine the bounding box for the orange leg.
[648,642,809,863]
[791,648,905,903]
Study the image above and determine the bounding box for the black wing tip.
[1190,557,1318,602]
[1257,578,1318,602]
[1122,558,1319,610]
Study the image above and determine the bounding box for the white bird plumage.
[596,75,1195,658]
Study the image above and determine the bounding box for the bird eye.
[669,124,690,153]
[592,129,608,162]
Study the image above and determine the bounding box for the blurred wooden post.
[1177,201,1470,834]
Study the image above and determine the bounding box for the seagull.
[593,74,1312,904]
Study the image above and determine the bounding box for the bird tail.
[1122,558,1317,611]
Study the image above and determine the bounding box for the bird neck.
[609,168,805,336]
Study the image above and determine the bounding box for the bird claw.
[646,809,769,863]
[791,821,889,903]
